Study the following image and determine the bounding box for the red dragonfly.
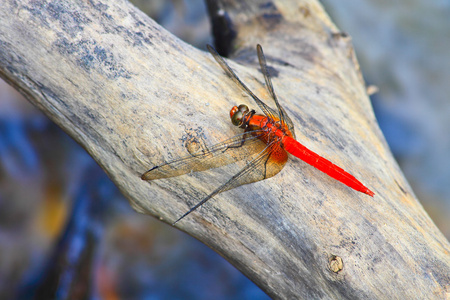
[142,44,374,225]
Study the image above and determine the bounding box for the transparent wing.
[207,44,295,136]
[207,44,278,122]
[172,139,288,225]
[256,44,296,136]
[142,130,266,180]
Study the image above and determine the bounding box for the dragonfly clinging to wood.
[142,44,374,225]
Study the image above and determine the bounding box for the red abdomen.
[282,136,374,196]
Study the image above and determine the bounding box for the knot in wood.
[328,255,343,273]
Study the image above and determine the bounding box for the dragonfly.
[142,44,374,225]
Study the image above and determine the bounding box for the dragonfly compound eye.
[231,110,244,126]
[231,104,250,126]
[237,104,249,114]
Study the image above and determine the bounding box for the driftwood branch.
[1,0,449,298]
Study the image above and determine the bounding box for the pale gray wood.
[0,0,449,298]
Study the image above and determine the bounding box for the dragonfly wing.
[207,45,295,137]
[207,45,278,122]
[142,130,267,180]
[172,140,288,224]
[256,44,296,137]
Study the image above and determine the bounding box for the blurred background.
[0,0,448,299]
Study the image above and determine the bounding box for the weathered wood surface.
[1,0,449,298]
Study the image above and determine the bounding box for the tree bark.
[1,0,449,299]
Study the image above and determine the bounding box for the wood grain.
[1,0,449,298]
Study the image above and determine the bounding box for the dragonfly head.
[230,104,250,127]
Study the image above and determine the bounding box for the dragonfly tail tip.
[366,189,375,197]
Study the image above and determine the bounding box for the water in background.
[321,0,450,237]
[0,0,448,298]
